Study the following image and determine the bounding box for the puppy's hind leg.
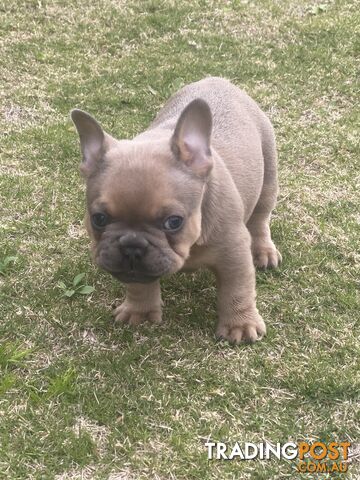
[247,126,281,269]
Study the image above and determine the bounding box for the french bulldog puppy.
[71,77,281,344]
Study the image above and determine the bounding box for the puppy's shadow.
[77,269,216,347]
[161,270,217,337]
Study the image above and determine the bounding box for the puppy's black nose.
[119,234,148,266]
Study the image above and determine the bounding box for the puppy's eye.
[91,212,109,229]
[163,215,183,232]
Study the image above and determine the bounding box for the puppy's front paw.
[113,302,162,326]
[252,242,282,270]
[216,309,266,345]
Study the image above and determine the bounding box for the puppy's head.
[71,99,212,283]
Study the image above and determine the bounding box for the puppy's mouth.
[111,270,160,284]
[95,237,179,283]
[98,256,165,283]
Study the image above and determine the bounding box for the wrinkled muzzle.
[95,230,178,283]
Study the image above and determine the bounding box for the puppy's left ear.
[171,98,213,177]
[71,109,106,177]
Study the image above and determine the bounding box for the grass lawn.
[1,0,359,478]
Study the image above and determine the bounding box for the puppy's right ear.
[71,109,105,177]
